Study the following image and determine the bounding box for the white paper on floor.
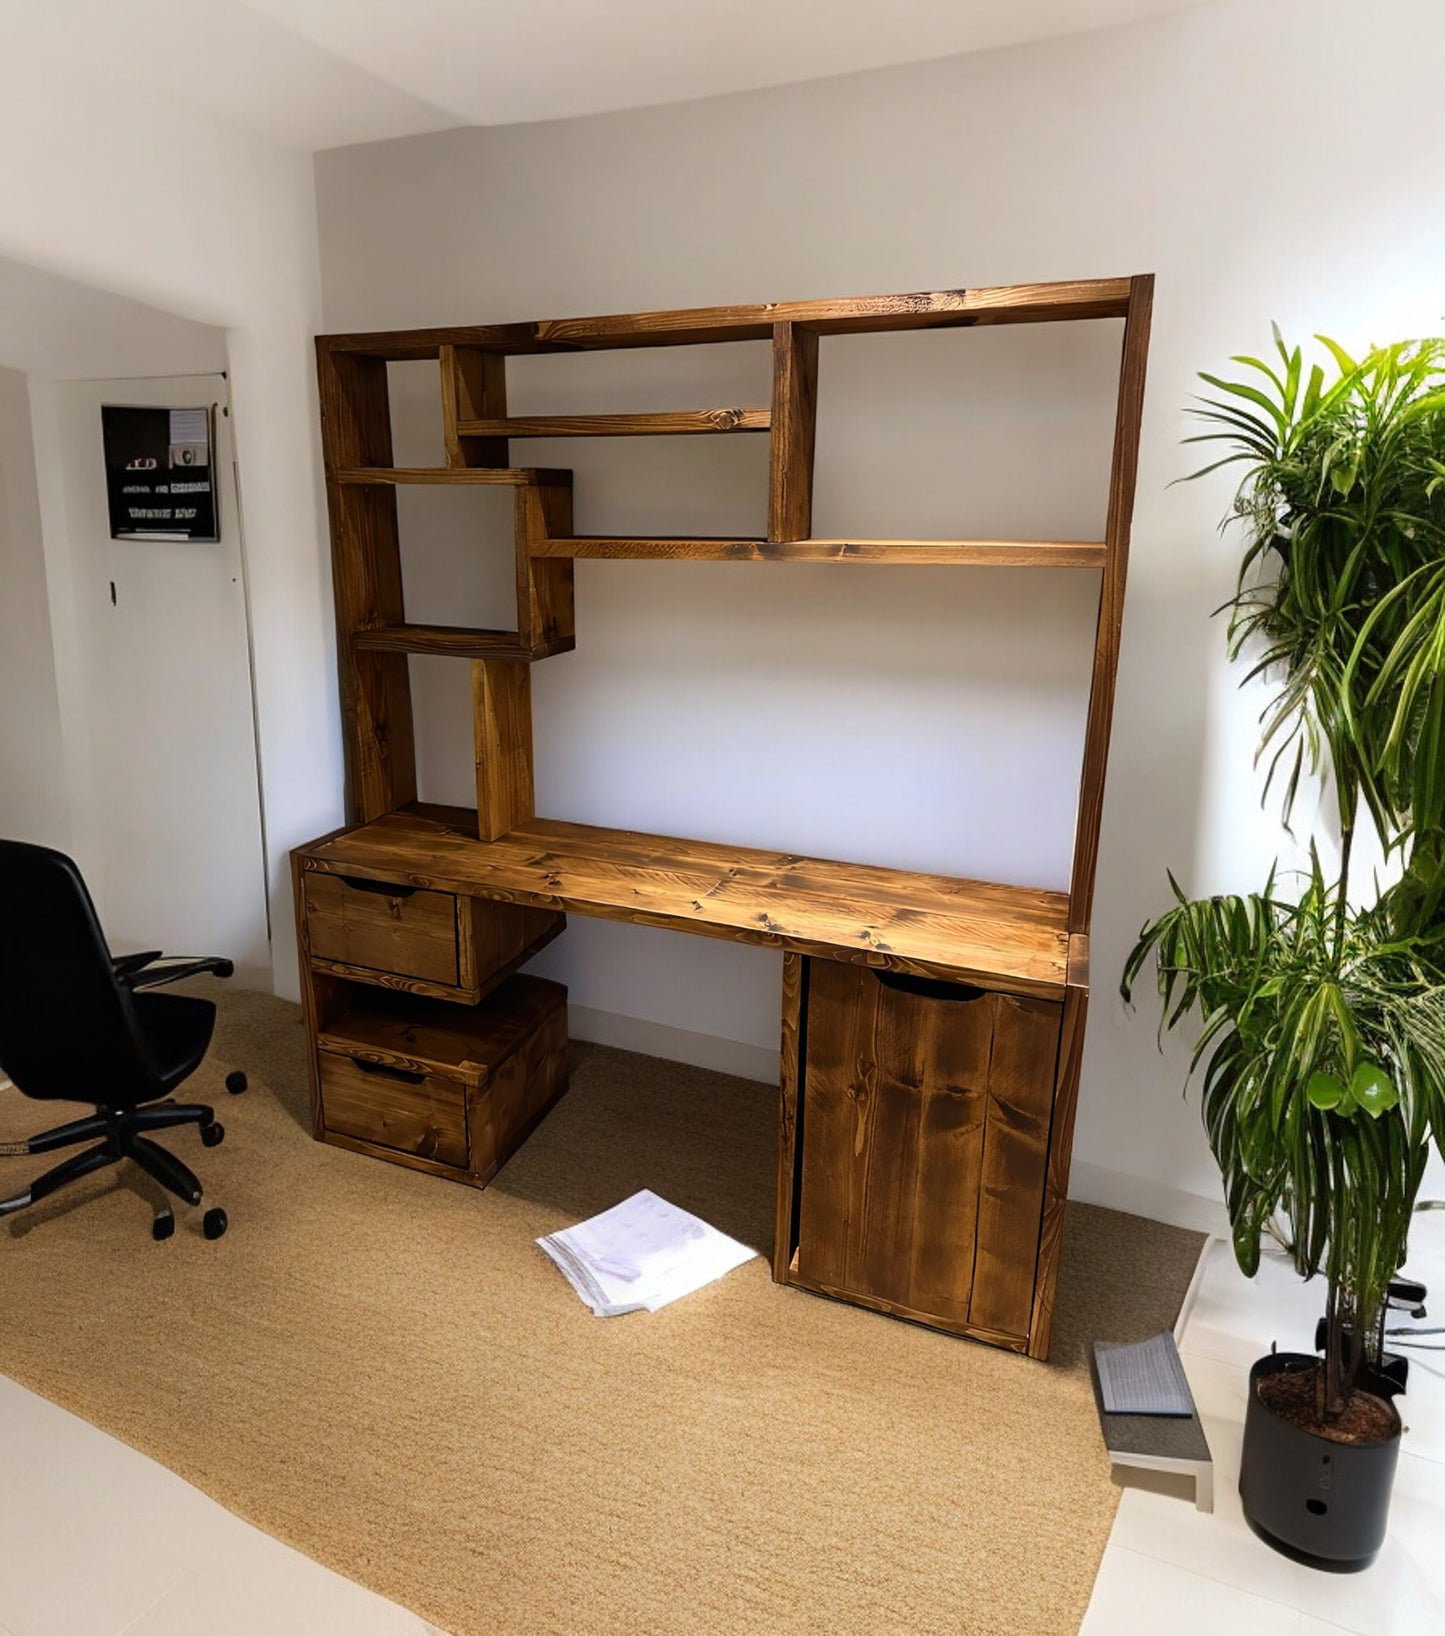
[537,1189,758,1316]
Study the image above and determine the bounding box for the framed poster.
[101,404,220,541]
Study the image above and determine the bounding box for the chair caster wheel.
[201,1121,225,1148]
[225,1071,247,1095]
[203,1207,228,1240]
[152,1212,175,1242]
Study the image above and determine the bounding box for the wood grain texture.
[318,1050,470,1168]
[303,873,460,988]
[1069,273,1154,935]
[467,995,569,1184]
[333,466,572,487]
[441,343,509,468]
[290,849,330,1141]
[458,409,769,437]
[316,347,416,821]
[472,659,534,843]
[319,279,1134,358]
[966,993,1064,1338]
[298,805,1071,996]
[768,322,819,543]
[458,899,566,999]
[1026,983,1090,1360]
[773,952,808,1282]
[514,483,576,653]
[528,536,1107,565]
[785,1268,1030,1353]
[350,624,573,661]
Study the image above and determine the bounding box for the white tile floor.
[2,1215,1440,1635]
[0,1374,443,1636]
[1081,1212,1445,1635]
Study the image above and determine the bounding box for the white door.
[49,374,269,984]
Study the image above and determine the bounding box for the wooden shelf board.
[349,624,573,661]
[458,410,770,437]
[332,466,572,487]
[319,277,1135,359]
[300,804,1071,998]
[529,537,1107,566]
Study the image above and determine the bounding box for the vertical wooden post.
[315,342,417,822]
[514,482,576,655]
[473,658,534,841]
[1067,274,1154,933]
[768,321,819,543]
[773,951,810,1282]
[441,344,509,468]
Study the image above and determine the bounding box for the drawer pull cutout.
[873,969,986,1004]
[353,1058,427,1085]
[336,874,418,899]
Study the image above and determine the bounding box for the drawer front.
[797,962,1062,1338]
[305,873,460,987]
[318,1050,469,1168]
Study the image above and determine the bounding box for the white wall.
[0,367,67,846]
[313,0,1445,1229]
[0,50,340,997]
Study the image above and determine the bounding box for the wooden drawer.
[304,872,460,986]
[302,868,564,1003]
[313,976,569,1188]
[790,959,1063,1343]
[318,1049,469,1168]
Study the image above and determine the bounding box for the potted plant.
[1122,333,1445,1568]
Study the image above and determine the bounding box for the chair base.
[0,1096,238,1237]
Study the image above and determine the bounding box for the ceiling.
[12,0,1210,152]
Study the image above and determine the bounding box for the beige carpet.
[0,982,1202,1636]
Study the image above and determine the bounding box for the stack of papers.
[1094,1333,1196,1417]
[537,1189,758,1316]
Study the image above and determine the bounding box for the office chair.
[0,839,247,1241]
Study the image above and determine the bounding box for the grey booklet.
[1093,1332,1195,1417]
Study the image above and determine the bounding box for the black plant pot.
[1239,1351,1401,1571]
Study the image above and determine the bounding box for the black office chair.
[0,839,247,1241]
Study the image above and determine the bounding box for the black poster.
[101,404,219,541]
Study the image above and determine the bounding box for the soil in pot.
[1257,1365,1399,1445]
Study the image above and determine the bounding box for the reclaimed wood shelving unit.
[294,275,1153,1361]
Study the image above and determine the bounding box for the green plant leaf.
[1351,1062,1399,1118]
[1306,1070,1344,1110]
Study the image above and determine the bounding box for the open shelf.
[303,803,1071,998]
[332,466,571,487]
[457,409,770,437]
[528,536,1107,566]
[349,625,573,661]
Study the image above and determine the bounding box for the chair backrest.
[0,840,157,1103]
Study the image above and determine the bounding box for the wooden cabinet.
[779,955,1072,1355]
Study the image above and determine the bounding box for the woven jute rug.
[0,982,1202,1635]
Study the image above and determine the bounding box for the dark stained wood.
[350,624,573,661]
[320,279,1134,359]
[514,482,576,653]
[316,346,416,821]
[1026,978,1090,1360]
[966,993,1064,1337]
[459,409,770,438]
[528,536,1107,566]
[784,1267,1029,1352]
[291,848,331,1141]
[472,658,534,842]
[334,466,572,487]
[768,322,819,543]
[773,952,808,1281]
[1069,272,1154,934]
[460,899,564,997]
[318,1050,470,1168]
[441,343,509,468]
[303,872,460,987]
[298,806,1071,997]
[314,976,568,1188]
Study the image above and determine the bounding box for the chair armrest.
[123,956,235,990]
[113,951,164,978]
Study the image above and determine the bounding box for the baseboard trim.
[1067,1159,1230,1237]
[567,1004,779,1085]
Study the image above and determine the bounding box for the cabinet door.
[796,961,1061,1339]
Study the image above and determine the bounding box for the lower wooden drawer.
[318,1050,470,1168]
[312,975,569,1188]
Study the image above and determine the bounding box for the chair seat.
[133,992,215,1098]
